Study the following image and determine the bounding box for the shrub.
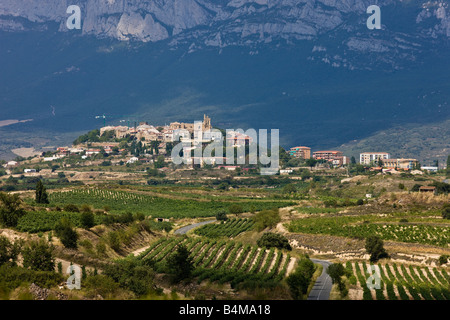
[229,204,244,216]
[134,212,145,221]
[216,210,228,221]
[80,210,95,229]
[22,240,55,272]
[0,235,21,266]
[103,259,155,297]
[84,274,120,298]
[438,255,448,265]
[0,192,26,227]
[283,184,297,194]
[442,205,450,220]
[166,245,194,283]
[254,209,281,231]
[63,204,79,213]
[257,232,291,250]
[0,264,63,290]
[108,232,120,252]
[54,218,78,249]
[286,258,315,299]
[365,236,389,263]
[96,242,107,257]
[356,199,364,206]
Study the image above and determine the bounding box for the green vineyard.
[194,218,255,238]
[346,261,450,300]
[137,237,294,287]
[49,188,294,219]
[288,216,450,247]
[16,211,104,233]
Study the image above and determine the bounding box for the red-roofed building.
[313,150,347,166]
[289,146,311,159]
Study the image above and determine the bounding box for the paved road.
[307,259,333,300]
[174,219,216,235]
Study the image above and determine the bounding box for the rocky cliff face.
[1,0,448,45]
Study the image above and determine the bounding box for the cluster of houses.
[2,115,444,176]
[289,146,350,166]
[288,147,440,172]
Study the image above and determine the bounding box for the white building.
[421,166,438,172]
[5,161,18,167]
[360,152,390,165]
[127,157,139,164]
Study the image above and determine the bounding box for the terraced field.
[137,237,295,287]
[346,261,450,300]
[288,216,450,247]
[49,188,294,218]
[194,218,255,238]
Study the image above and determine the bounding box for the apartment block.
[360,152,390,165]
[289,146,311,159]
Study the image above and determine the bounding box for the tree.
[257,232,291,250]
[283,184,297,194]
[215,210,228,221]
[0,235,21,266]
[154,155,165,168]
[442,204,450,220]
[305,158,317,169]
[55,218,78,249]
[166,245,194,283]
[0,192,26,227]
[438,255,448,266]
[22,239,55,271]
[365,236,389,262]
[286,258,315,299]
[377,158,384,167]
[81,210,95,229]
[447,155,450,177]
[254,209,281,231]
[327,263,348,296]
[327,263,345,284]
[434,160,439,168]
[350,156,356,165]
[229,204,244,216]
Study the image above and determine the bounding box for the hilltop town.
[1,115,446,181]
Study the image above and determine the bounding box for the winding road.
[174,219,216,235]
[307,259,333,300]
[173,220,333,299]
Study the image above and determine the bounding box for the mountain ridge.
[0,1,449,162]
